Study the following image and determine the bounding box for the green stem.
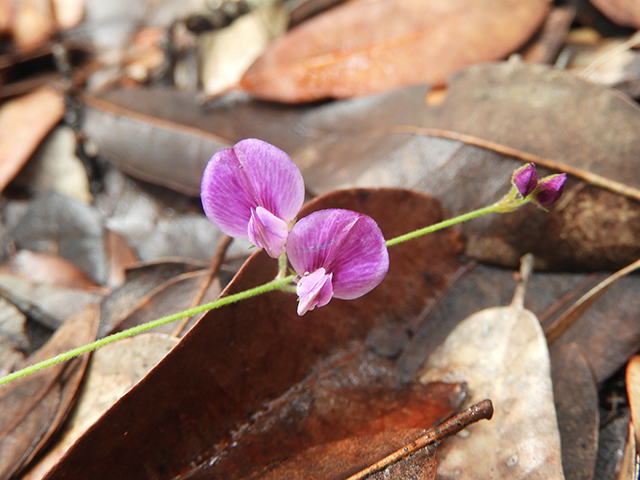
[0,275,295,387]
[385,204,498,246]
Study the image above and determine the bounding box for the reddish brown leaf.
[0,87,64,192]
[0,304,99,479]
[43,188,466,479]
[239,0,550,102]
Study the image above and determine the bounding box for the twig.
[345,399,494,480]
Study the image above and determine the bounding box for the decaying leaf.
[418,256,564,479]
[0,87,65,193]
[23,333,178,480]
[0,304,99,479]
[43,188,466,479]
[239,0,550,102]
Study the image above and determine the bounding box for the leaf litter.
[2,2,640,478]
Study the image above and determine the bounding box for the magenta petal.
[296,268,333,316]
[288,209,389,301]
[535,173,567,208]
[233,139,305,223]
[200,139,304,239]
[512,163,538,197]
[248,206,289,258]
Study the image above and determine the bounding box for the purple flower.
[534,174,567,208]
[512,163,538,197]
[287,209,389,316]
[201,139,305,258]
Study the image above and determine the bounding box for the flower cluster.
[201,139,389,315]
[512,163,567,210]
[201,140,567,316]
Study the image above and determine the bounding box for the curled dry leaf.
[239,0,550,102]
[0,87,65,192]
[418,260,564,479]
[0,304,99,480]
[43,188,466,479]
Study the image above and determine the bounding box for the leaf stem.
[0,275,295,387]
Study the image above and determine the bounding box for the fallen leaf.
[0,274,104,330]
[11,191,107,284]
[239,0,550,102]
[42,188,466,479]
[589,0,640,28]
[0,304,99,479]
[13,125,92,204]
[199,3,288,97]
[3,250,101,290]
[23,333,178,480]
[0,87,65,192]
[418,256,564,479]
[549,343,599,480]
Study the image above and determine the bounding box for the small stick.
[345,399,494,480]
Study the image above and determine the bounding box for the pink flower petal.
[201,139,305,242]
[288,209,389,301]
[248,206,289,258]
[296,268,333,315]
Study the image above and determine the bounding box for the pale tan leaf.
[418,259,564,479]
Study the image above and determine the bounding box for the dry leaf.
[240,0,550,102]
[418,258,564,479]
[0,304,99,479]
[4,250,100,290]
[42,188,466,479]
[0,87,65,192]
[11,191,106,284]
[589,0,640,28]
[23,333,178,480]
[200,3,288,97]
[550,343,599,480]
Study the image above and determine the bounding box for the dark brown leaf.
[550,343,599,480]
[0,304,99,479]
[43,188,466,479]
[240,0,549,102]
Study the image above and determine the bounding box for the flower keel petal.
[296,268,333,316]
[248,206,289,258]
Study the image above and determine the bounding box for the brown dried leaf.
[418,264,564,479]
[550,343,599,480]
[240,0,550,102]
[589,0,640,28]
[0,87,65,192]
[0,304,99,479]
[42,188,466,479]
[4,250,101,290]
[23,333,178,480]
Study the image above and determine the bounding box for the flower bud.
[534,174,567,208]
[512,163,538,197]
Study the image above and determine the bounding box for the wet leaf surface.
[43,188,466,479]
